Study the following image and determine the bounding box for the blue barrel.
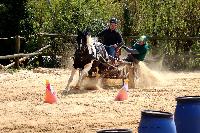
[96,128,132,133]
[175,96,200,133]
[138,110,177,133]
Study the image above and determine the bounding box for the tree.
[0,0,28,37]
[25,0,123,35]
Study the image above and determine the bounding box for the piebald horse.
[66,29,109,91]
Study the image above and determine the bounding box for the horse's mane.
[86,35,95,46]
[86,35,109,61]
[86,35,95,55]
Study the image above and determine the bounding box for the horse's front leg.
[65,68,77,91]
[77,61,94,89]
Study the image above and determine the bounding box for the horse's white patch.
[86,35,109,61]
[86,35,97,58]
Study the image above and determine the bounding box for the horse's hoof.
[62,89,69,95]
[65,88,70,92]
[74,86,80,90]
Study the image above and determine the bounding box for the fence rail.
[0,45,51,60]
[0,34,52,69]
[0,33,76,69]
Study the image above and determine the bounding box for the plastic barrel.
[175,96,200,133]
[96,128,132,133]
[138,110,177,133]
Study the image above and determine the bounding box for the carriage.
[87,50,138,88]
[66,29,138,90]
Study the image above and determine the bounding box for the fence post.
[15,35,20,69]
[38,34,44,66]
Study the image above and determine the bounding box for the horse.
[65,29,109,91]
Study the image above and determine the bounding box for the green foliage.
[123,3,131,36]
[22,0,124,68]
[24,0,200,70]
[126,0,200,70]
[0,4,7,13]
[1,0,199,70]
[0,0,28,37]
[25,0,123,35]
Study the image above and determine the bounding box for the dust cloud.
[135,62,163,88]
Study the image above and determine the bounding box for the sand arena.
[0,63,199,133]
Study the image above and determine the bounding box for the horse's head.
[76,28,95,57]
[73,29,95,70]
[76,29,92,49]
[75,28,109,65]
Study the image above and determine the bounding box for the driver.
[97,17,123,59]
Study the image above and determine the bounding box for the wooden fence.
[0,33,77,69]
[0,35,51,69]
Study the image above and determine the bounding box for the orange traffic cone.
[44,80,58,104]
[115,79,129,101]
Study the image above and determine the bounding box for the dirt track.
[0,67,199,133]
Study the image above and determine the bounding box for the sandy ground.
[0,65,199,133]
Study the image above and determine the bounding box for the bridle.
[74,37,91,62]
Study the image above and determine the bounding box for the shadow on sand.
[59,86,105,96]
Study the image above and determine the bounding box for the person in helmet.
[122,35,149,64]
[97,17,123,59]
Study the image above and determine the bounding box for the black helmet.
[110,17,117,24]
